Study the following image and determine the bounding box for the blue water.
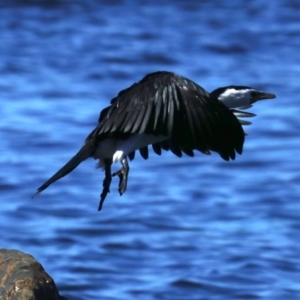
[1,1,300,299]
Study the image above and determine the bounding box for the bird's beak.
[251,91,276,104]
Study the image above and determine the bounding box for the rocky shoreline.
[0,249,68,300]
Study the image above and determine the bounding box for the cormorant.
[32,71,275,210]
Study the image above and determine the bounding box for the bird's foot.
[99,175,112,210]
[112,157,129,196]
[98,159,112,211]
[112,168,127,195]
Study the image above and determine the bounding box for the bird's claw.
[99,188,109,211]
[98,160,112,211]
[112,168,128,196]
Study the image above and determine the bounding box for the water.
[1,1,300,299]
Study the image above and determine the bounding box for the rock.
[0,249,68,300]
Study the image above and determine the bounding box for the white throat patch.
[218,88,254,109]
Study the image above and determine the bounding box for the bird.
[32,71,275,210]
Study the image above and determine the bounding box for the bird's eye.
[250,91,260,97]
[250,91,258,98]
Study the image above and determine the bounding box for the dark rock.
[0,249,68,300]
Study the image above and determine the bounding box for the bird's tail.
[32,143,93,197]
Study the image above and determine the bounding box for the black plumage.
[94,71,244,161]
[33,71,251,210]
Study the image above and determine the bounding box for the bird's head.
[210,86,276,109]
[210,86,276,126]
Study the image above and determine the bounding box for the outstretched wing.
[93,71,244,161]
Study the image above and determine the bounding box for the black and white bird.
[33,71,275,210]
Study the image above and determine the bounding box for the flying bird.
[32,71,275,210]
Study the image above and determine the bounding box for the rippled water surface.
[1,1,300,299]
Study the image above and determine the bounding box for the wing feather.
[128,151,135,160]
[152,142,162,155]
[139,146,149,159]
[153,89,163,130]
[91,71,244,161]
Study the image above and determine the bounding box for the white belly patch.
[94,133,168,164]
